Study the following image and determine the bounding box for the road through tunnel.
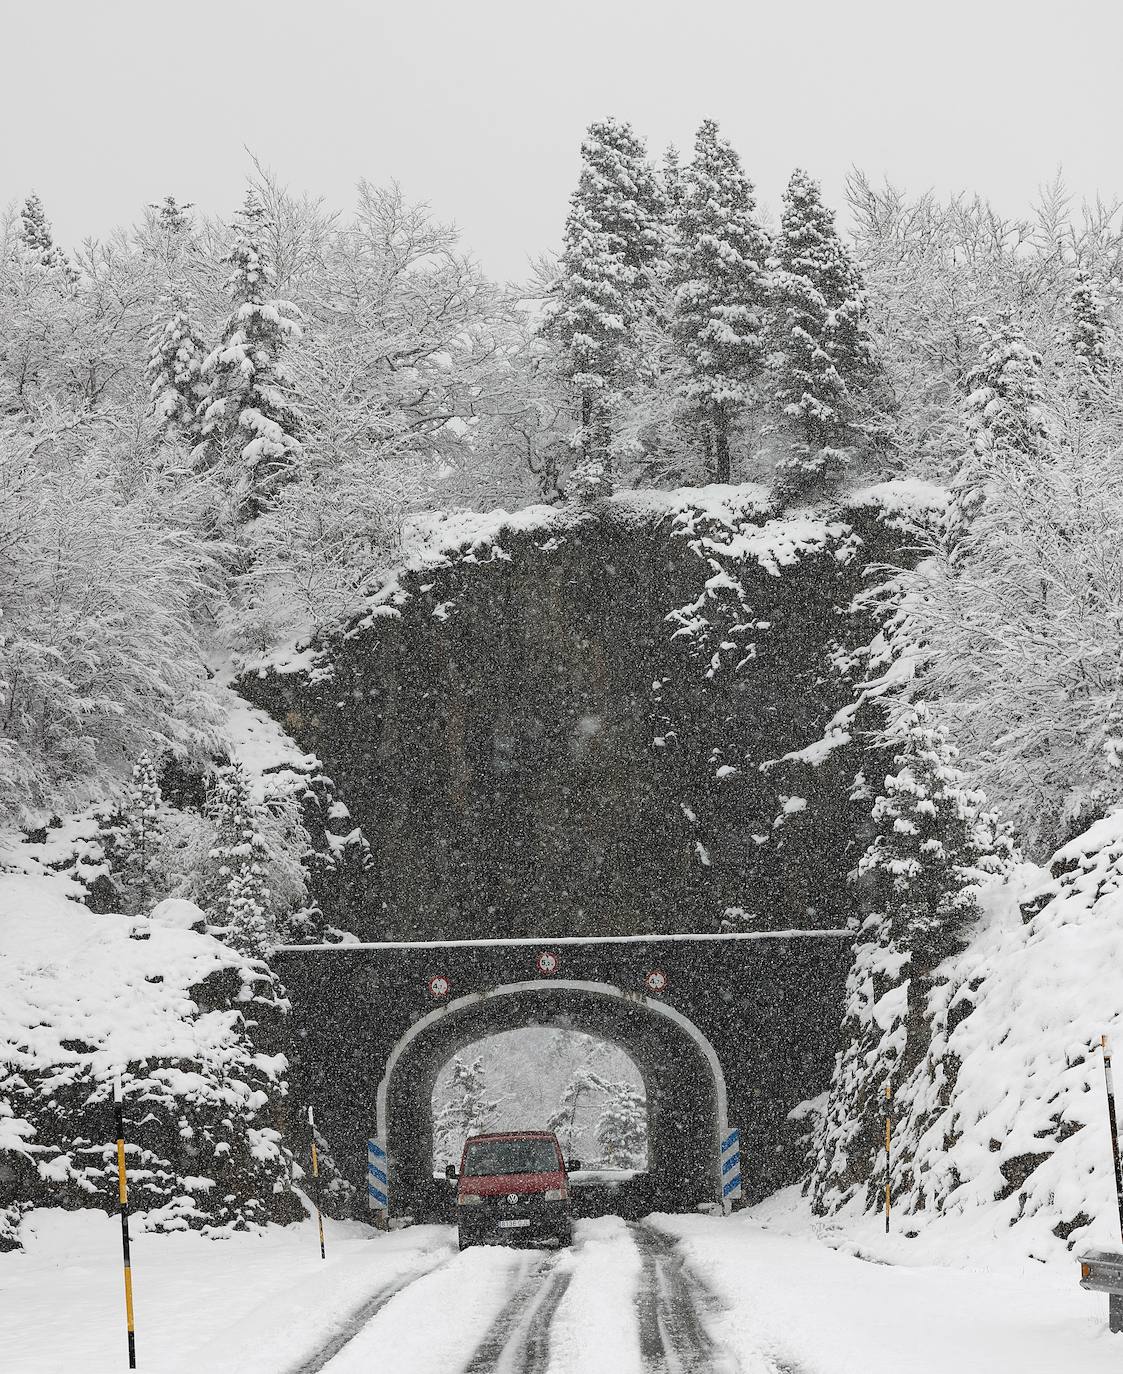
[382,982,725,1219]
[275,932,852,1221]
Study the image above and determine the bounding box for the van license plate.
[497,1218,531,1229]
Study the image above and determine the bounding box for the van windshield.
[463,1138,560,1177]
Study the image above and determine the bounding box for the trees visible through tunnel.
[430,1028,647,1173]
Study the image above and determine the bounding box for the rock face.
[241,488,907,943]
[0,879,304,1241]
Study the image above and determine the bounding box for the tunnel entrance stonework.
[277,928,851,1218]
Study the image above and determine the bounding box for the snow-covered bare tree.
[902,368,1123,850]
[669,119,769,482]
[542,117,665,497]
[0,433,221,824]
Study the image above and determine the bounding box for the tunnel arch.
[377,980,729,1217]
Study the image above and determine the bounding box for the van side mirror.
[445,1165,457,1182]
[567,1159,581,1173]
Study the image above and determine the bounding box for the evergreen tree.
[542,118,665,498]
[810,703,1003,1213]
[1068,269,1114,386]
[670,119,769,483]
[113,751,165,914]
[769,169,873,493]
[662,144,687,222]
[146,288,209,444]
[198,191,303,518]
[594,1081,647,1168]
[204,762,276,958]
[946,317,1048,555]
[91,752,167,915]
[433,1056,500,1167]
[18,192,74,277]
[148,195,196,234]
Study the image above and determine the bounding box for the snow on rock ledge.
[886,817,1123,1258]
[0,875,301,1250]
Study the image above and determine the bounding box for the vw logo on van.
[507,1193,519,1204]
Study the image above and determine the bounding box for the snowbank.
[815,811,1123,1262]
[0,873,301,1243]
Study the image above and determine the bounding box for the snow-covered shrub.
[0,875,303,1247]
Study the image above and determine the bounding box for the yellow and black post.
[1101,1035,1123,1239]
[309,1105,326,1260]
[884,1081,892,1235]
[113,1075,137,1369]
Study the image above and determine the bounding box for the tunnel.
[378,980,727,1220]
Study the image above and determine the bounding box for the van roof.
[464,1130,559,1143]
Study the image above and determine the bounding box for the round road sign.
[536,950,559,976]
[428,973,451,999]
[645,969,668,994]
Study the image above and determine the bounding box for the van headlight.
[458,1193,484,1206]
[543,1189,567,1202]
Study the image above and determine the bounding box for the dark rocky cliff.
[240,486,917,942]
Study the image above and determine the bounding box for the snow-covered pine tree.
[662,144,687,223]
[594,1081,647,1168]
[542,117,665,498]
[433,1056,500,1168]
[1068,269,1114,387]
[769,169,873,495]
[107,751,165,915]
[203,762,276,958]
[197,191,303,519]
[809,702,1002,1214]
[18,192,73,276]
[148,195,196,235]
[147,288,209,445]
[670,119,769,483]
[945,316,1048,557]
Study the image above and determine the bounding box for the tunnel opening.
[430,1027,649,1183]
[380,981,725,1221]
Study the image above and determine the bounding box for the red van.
[450,1130,576,1250]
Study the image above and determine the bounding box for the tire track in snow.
[463,1251,574,1374]
[286,1245,457,1374]
[632,1223,738,1374]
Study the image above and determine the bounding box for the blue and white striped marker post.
[367,1139,389,1218]
[721,1127,742,1212]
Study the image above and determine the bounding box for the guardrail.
[1078,1249,1123,1333]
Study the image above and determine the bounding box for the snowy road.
[303,1217,744,1374]
[3,1203,1120,1372]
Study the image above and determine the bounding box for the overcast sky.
[3,0,1122,281]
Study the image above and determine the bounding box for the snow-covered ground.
[2,1198,1118,1373]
